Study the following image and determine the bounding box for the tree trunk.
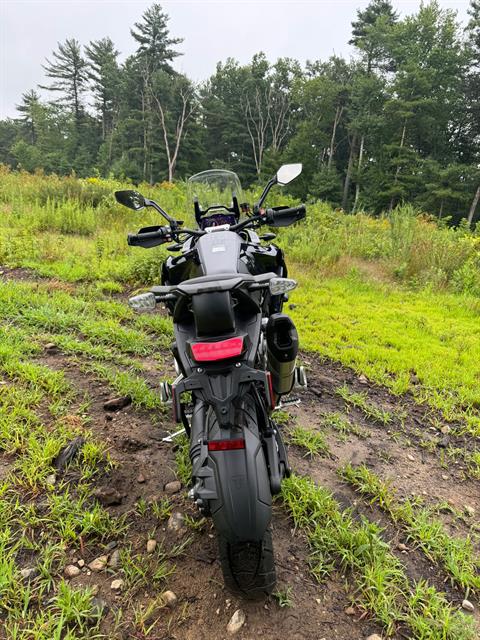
[438,200,444,219]
[341,133,357,211]
[352,134,365,213]
[467,185,480,226]
[389,120,407,212]
[327,106,343,170]
[141,91,148,182]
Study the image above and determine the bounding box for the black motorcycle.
[115,164,307,598]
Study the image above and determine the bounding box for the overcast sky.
[0,0,472,119]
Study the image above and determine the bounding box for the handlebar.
[128,226,171,247]
[128,204,307,247]
[265,204,306,226]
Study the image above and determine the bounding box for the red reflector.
[266,371,275,409]
[208,438,245,451]
[191,337,244,362]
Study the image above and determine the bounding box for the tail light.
[208,438,245,451]
[191,336,244,362]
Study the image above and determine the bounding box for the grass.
[336,384,394,425]
[290,271,480,435]
[340,464,480,592]
[282,474,477,639]
[174,434,192,487]
[287,424,330,458]
[1,169,480,636]
[321,410,369,440]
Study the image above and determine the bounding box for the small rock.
[64,565,81,578]
[77,559,85,568]
[93,487,123,506]
[407,454,415,462]
[45,342,58,352]
[358,374,368,385]
[137,473,146,483]
[88,555,108,572]
[162,590,177,608]
[397,543,408,552]
[462,599,474,612]
[167,512,186,535]
[440,425,451,434]
[91,585,100,596]
[442,474,448,480]
[227,609,246,635]
[344,606,356,616]
[437,436,450,449]
[45,474,56,487]
[164,480,182,495]
[367,635,383,640]
[108,549,120,568]
[103,396,132,411]
[146,539,157,554]
[20,567,37,580]
[110,578,124,592]
[464,505,475,518]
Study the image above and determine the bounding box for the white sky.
[0,0,472,119]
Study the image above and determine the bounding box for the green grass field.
[0,169,479,638]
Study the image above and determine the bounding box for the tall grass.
[1,165,480,294]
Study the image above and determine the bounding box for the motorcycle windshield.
[187,170,243,212]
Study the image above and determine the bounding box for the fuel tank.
[196,231,242,275]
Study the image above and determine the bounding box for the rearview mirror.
[115,190,146,211]
[276,163,302,186]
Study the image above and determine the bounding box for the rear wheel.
[218,529,276,599]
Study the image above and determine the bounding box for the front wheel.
[218,529,276,599]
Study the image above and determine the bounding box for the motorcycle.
[115,164,307,598]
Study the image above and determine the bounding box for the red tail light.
[208,438,245,451]
[191,337,244,362]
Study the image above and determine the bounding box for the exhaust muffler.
[266,314,299,395]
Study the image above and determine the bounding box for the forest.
[0,0,479,222]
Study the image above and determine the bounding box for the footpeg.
[274,396,301,410]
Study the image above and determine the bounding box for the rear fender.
[190,399,271,543]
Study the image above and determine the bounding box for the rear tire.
[218,529,276,599]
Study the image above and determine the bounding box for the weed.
[174,434,192,486]
[336,384,393,425]
[340,463,480,591]
[282,474,476,639]
[273,586,294,608]
[287,424,330,458]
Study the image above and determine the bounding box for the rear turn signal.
[191,336,244,362]
[208,438,245,451]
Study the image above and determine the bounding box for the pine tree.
[131,3,183,75]
[85,38,121,141]
[350,0,398,72]
[40,39,87,123]
[16,90,42,144]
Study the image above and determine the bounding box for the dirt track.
[39,345,479,639]
[1,268,479,639]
